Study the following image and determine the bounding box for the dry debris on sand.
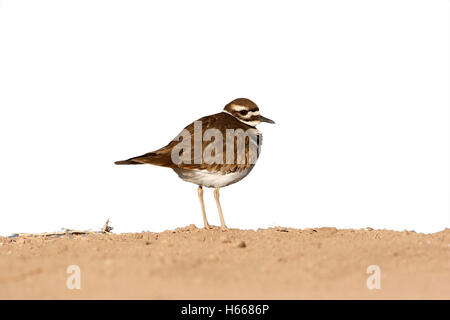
[1,226,449,299]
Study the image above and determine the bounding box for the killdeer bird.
[115,98,274,230]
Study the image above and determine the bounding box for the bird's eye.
[239,110,248,116]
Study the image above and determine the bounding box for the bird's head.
[223,98,275,127]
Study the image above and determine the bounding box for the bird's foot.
[203,224,213,230]
[202,224,228,231]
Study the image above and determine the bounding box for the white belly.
[173,167,254,188]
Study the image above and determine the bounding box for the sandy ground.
[0,226,449,299]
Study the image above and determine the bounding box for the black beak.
[260,115,275,124]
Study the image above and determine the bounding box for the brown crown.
[223,98,259,113]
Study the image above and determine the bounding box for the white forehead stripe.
[231,104,257,112]
[230,105,260,115]
[230,104,248,111]
[230,104,259,115]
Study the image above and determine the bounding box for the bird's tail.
[114,159,142,165]
[114,151,172,167]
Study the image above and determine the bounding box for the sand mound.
[1,226,449,299]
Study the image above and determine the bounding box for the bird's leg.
[197,186,211,229]
[214,187,228,231]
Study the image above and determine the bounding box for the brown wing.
[115,112,261,173]
[174,112,261,173]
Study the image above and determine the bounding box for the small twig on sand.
[8,219,113,239]
[101,219,113,233]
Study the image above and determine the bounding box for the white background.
[0,0,448,235]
